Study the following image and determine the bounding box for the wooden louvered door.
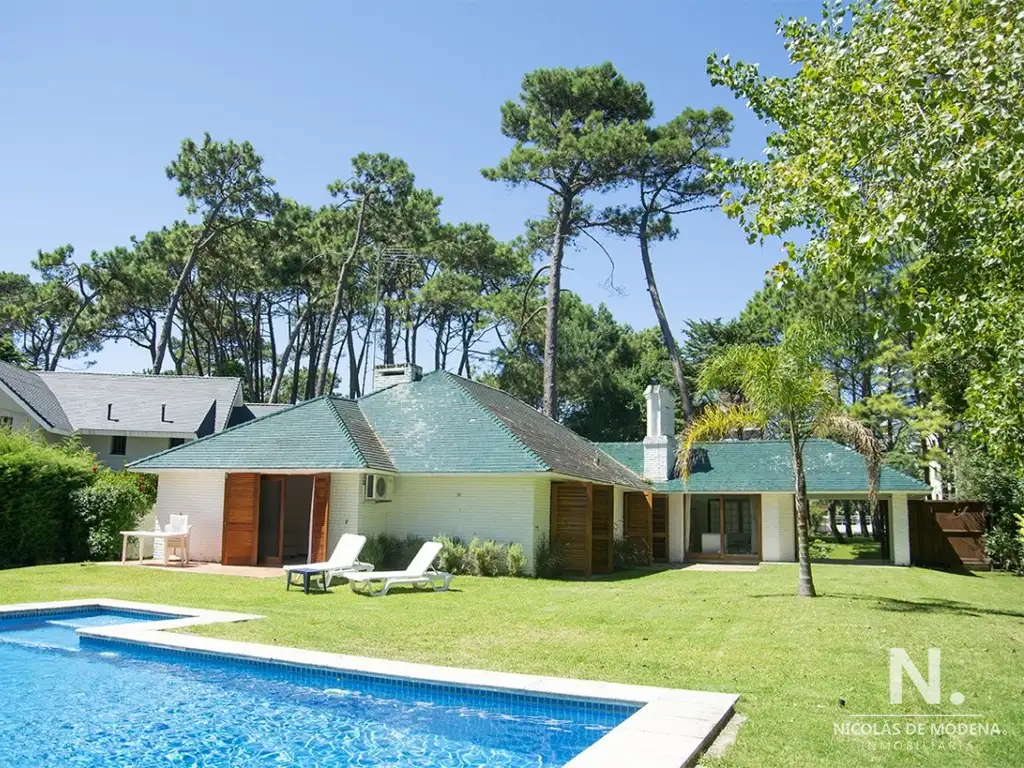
[624,492,654,561]
[551,482,591,576]
[651,495,669,562]
[222,473,259,565]
[590,485,614,574]
[309,474,331,564]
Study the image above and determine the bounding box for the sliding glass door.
[687,495,760,560]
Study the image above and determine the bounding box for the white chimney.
[372,363,423,392]
[643,383,676,482]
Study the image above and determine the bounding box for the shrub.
[506,542,525,577]
[435,535,471,574]
[986,526,1023,574]
[534,533,566,579]
[360,533,402,569]
[614,537,652,569]
[469,537,507,576]
[808,538,836,560]
[0,429,97,568]
[397,534,426,570]
[72,472,152,561]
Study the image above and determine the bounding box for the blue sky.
[1,1,818,373]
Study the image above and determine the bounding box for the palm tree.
[677,324,880,597]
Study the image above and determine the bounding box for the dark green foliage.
[0,431,97,568]
[533,534,566,579]
[71,472,152,561]
[953,444,1024,573]
[613,537,651,569]
[487,292,671,440]
[360,533,425,571]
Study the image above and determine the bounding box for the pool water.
[0,609,631,767]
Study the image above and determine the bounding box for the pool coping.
[0,598,739,767]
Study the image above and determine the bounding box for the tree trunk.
[790,431,817,597]
[49,291,98,370]
[269,304,307,403]
[315,198,366,396]
[542,199,572,419]
[154,243,203,374]
[828,501,844,542]
[638,217,693,422]
[843,500,854,538]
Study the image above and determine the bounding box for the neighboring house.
[0,359,263,469]
[129,364,930,573]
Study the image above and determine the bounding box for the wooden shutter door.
[309,474,331,564]
[222,473,259,565]
[591,485,614,574]
[624,492,653,560]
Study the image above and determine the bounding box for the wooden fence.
[907,500,988,570]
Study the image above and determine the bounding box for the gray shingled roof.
[0,360,72,431]
[130,396,396,471]
[35,372,241,435]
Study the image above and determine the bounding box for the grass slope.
[1,563,1020,767]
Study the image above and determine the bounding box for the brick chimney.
[372,363,423,392]
[643,383,676,482]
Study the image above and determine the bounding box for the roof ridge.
[325,398,370,470]
[37,370,242,381]
[586,440,650,484]
[445,372,550,471]
[824,438,928,488]
[126,395,328,468]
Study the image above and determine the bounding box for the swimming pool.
[0,607,635,766]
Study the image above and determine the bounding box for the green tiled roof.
[129,396,395,471]
[357,372,545,474]
[457,377,645,488]
[131,370,646,486]
[597,439,930,493]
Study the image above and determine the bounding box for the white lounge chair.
[347,541,452,597]
[284,533,373,590]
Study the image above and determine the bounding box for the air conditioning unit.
[364,473,393,502]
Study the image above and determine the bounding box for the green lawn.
[1,563,1021,767]
[812,535,884,560]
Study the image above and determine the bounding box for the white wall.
[668,493,685,562]
[890,493,911,565]
[332,473,547,571]
[761,493,796,562]
[152,471,226,562]
[0,389,38,431]
[327,472,363,554]
[82,434,175,470]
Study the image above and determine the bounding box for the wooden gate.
[908,500,988,570]
[222,473,259,565]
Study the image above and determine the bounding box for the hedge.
[0,430,153,568]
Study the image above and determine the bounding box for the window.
[169,437,185,448]
[0,416,12,429]
[110,435,127,456]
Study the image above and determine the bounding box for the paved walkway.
[102,561,283,579]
